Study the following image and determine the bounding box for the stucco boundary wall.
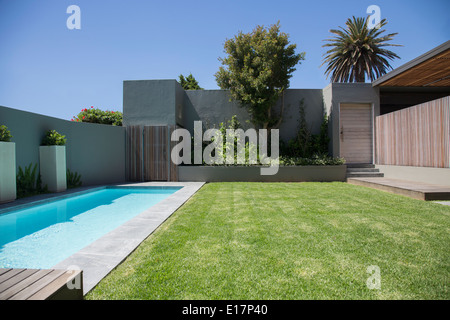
[123,80,326,144]
[375,165,450,187]
[178,165,347,182]
[0,105,126,186]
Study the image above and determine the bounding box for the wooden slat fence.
[376,96,450,168]
[126,125,178,181]
[126,125,143,181]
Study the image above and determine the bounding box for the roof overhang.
[372,41,450,87]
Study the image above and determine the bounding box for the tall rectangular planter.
[39,146,67,192]
[0,141,17,203]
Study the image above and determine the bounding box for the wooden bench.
[0,268,83,300]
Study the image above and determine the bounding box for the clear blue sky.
[0,0,448,120]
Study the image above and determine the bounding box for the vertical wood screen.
[126,125,178,181]
[376,96,450,168]
[126,125,143,181]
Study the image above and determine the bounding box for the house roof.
[372,41,450,87]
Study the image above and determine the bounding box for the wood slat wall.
[126,125,178,181]
[168,125,178,182]
[126,125,143,181]
[376,96,450,168]
[143,126,167,181]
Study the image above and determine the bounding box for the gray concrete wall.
[376,165,450,187]
[0,105,126,186]
[323,83,380,159]
[122,80,382,163]
[123,79,179,126]
[182,89,251,132]
[184,89,325,143]
[123,80,325,144]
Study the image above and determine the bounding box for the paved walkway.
[347,177,450,201]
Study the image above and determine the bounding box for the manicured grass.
[86,182,449,300]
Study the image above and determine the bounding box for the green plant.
[67,169,82,188]
[198,115,259,166]
[215,21,305,130]
[279,154,345,166]
[16,163,47,198]
[72,106,123,126]
[0,125,12,142]
[321,16,401,82]
[312,114,330,155]
[179,73,203,90]
[281,100,330,158]
[41,130,67,146]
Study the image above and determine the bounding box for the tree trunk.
[356,69,365,82]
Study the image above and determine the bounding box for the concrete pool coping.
[0,182,205,295]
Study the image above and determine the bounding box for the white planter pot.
[39,145,67,192]
[0,141,17,203]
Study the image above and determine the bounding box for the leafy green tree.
[321,16,400,83]
[215,22,305,130]
[179,73,203,90]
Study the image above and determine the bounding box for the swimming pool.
[0,186,181,269]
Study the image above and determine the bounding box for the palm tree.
[321,16,401,83]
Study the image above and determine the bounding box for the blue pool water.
[0,187,180,269]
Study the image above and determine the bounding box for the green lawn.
[86,182,449,300]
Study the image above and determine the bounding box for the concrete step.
[347,168,380,173]
[346,164,375,169]
[346,172,384,178]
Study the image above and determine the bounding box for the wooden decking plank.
[28,270,82,300]
[8,269,66,300]
[0,268,24,286]
[0,269,12,277]
[0,269,36,294]
[0,269,44,300]
[347,177,450,200]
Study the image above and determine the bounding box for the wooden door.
[340,103,373,164]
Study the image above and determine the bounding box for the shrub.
[72,106,122,126]
[281,99,330,158]
[16,163,48,198]
[206,115,259,165]
[0,125,12,142]
[67,169,82,188]
[279,155,345,166]
[41,130,67,146]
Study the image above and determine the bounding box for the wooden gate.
[126,125,178,181]
[339,103,373,164]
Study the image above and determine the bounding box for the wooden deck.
[0,268,83,300]
[347,177,450,200]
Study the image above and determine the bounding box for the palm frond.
[321,16,401,82]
